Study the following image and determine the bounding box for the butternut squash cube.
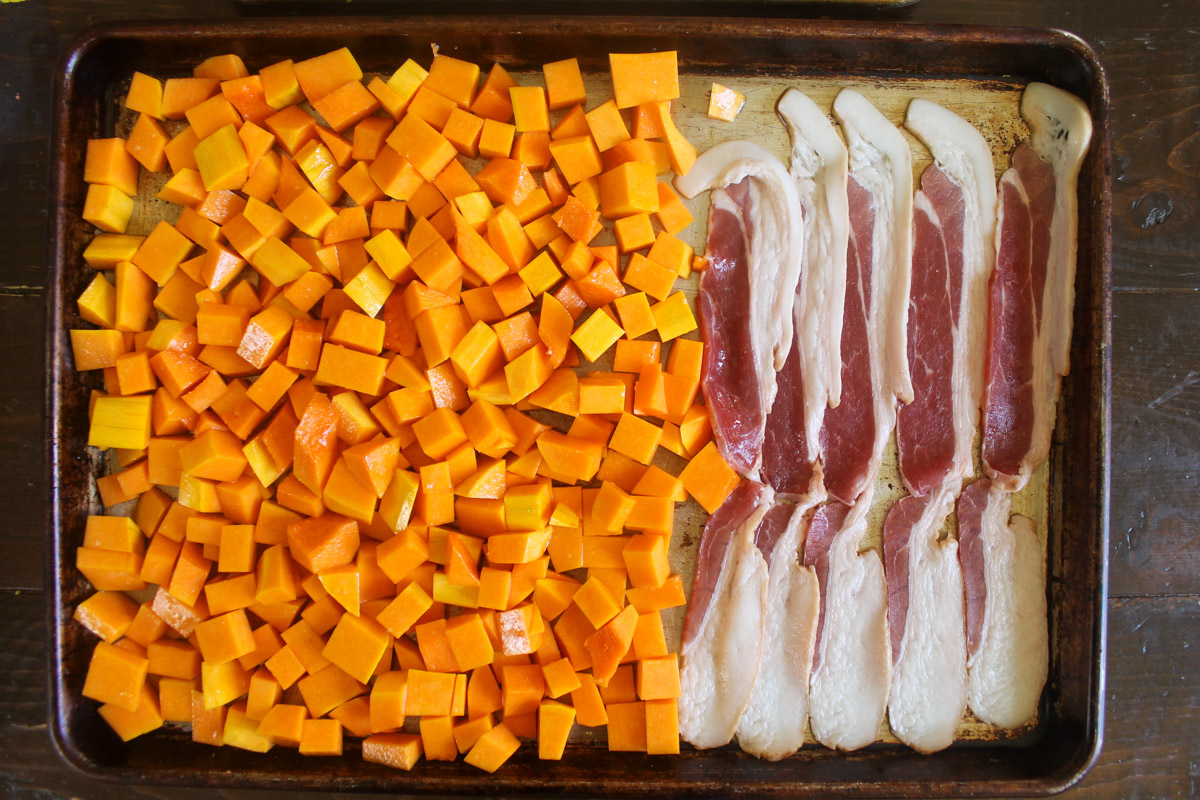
[598,161,659,220]
[570,310,624,363]
[82,183,135,234]
[194,124,249,192]
[608,52,679,109]
[89,395,152,450]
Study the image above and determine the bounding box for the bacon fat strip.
[883,487,968,753]
[805,490,891,751]
[775,87,851,460]
[820,90,913,504]
[899,100,998,495]
[983,84,1092,491]
[678,480,772,749]
[736,499,822,759]
[676,141,804,478]
[957,479,1048,728]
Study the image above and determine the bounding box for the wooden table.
[2,0,1194,796]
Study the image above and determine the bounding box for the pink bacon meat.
[760,332,818,499]
[898,99,998,496]
[983,83,1092,490]
[897,180,960,495]
[882,99,997,753]
[676,141,804,479]
[803,89,911,752]
[697,182,769,475]
[820,88,914,505]
[982,150,1051,487]
[774,88,852,466]
[820,176,879,504]
[802,500,851,671]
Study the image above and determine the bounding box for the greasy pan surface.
[46,15,1110,797]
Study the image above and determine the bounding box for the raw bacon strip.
[833,88,914,407]
[802,500,850,667]
[818,177,876,504]
[821,90,913,504]
[679,480,772,749]
[957,479,1048,729]
[806,490,891,751]
[883,488,967,753]
[760,329,819,499]
[676,141,804,477]
[983,84,1091,490]
[1023,83,1092,378]
[695,184,768,476]
[775,88,851,458]
[737,500,821,759]
[897,191,958,496]
[899,101,997,495]
[981,164,1042,489]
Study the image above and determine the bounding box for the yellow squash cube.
[570,310,624,363]
[89,395,152,450]
[193,124,249,191]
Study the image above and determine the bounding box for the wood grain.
[1065,595,1200,799]
[1108,291,1200,597]
[0,294,47,591]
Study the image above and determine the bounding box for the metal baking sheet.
[46,16,1110,797]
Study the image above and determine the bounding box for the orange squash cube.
[609,52,680,109]
[83,640,149,713]
[293,48,363,104]
[82,184,135,234]
[322,612,391,684]
[542,58,586,111]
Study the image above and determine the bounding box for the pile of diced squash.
[69,45,742,772]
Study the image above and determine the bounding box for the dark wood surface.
[2,0,1194,796]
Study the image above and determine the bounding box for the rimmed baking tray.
[46,16,1110,797]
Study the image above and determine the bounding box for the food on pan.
[768,87,849,489]
[676,480,771,748]
[735,499,819,759]
[805,89,913,751]
[883,99,996,753]
[69,45,736,771]
[983,83,1093,492]
[707,83,747,123]
[734,88,845,759]
[677,80,1089,757]
[965,81,1091,729]
[898,99,997,497]
[674,141,803,479]
[805,494,890,751]
[882,486,966,753]
[818,89,913,507]
[957,478,1048,729]
[69,36,1092,768]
